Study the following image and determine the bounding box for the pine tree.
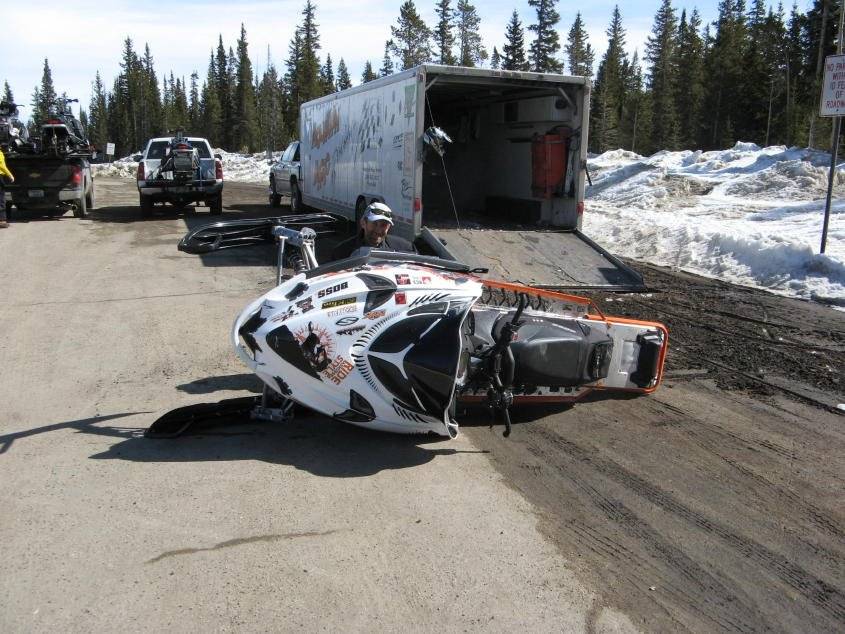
[701,0,748,148]
[380,40,396,76]
[645,0,679,150]
[389,1,433,70]
[87,71,109,151]
[590,6,629,152]
[189,71,200,133]
[566,12,595,78]
[201,51,223,143]
[675,9,705,149]
[233,24,259,151]
[3,81,14,104]
[257,51,285,154]
[31,58,57,130]
[284,30,303,139]
[297,0,323,104]
[434,0,457,65]
[215,36,232,147]
[501,10,529,71]
[455,0,486,67]
[321,54,335,95]
[528,0,563,73]
[362,61,378,83]
[490,47,501,69]
[336,58,352,91]
[784,2,804,145]
[619,51,649,153]
[140,44,162,142]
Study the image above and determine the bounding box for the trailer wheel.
[290,181,303,213]
[73,193,87,218]
[140,195,153,217]
[269,177,282,208]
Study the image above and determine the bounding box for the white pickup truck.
[268,140,303,212]
[136,135,223,216]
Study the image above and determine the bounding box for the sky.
[0,0,755,120]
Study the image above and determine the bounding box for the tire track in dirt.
[526,425,845,627]
[645,398,845,543]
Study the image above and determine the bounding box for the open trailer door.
[427,227,645,292]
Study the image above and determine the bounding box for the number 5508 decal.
[318,282,348,298]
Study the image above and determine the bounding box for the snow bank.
[585,142,845,305]
[90,148,278,184]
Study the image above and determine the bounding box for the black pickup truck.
[4,153,95,218]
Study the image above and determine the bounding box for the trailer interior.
[421,72,585,229]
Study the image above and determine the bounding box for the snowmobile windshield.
[304,249,473,280]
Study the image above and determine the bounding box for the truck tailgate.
[431,228,645,291]
[5,156,73,189]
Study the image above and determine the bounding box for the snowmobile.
[0,101,30,151]
[174,216,668,439]
[40,98,91,157]
[149,131,201,183]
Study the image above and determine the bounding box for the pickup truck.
[4,153,95,218]
[136,135,223,216]
[268,141,304,212]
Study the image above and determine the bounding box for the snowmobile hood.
[233,261,483,436]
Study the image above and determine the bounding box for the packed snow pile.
[585,143,845,305]
[91,149,276,184]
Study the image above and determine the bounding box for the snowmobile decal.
[322,297,356,309]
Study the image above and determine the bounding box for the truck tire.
[209,195,223,215]
[85,182,95,210]
[290,181,303,213]
[140,195,153,217]
[73,193,87,218]
[269,178,282,208]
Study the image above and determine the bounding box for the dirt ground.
[1,177,843,633]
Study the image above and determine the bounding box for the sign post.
[105,142,115,162]
[819,0,845,254]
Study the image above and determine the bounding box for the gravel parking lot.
[1,177,843,632]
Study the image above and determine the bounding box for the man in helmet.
[330,201,415,261]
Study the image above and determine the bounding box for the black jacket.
[330,231,416,261]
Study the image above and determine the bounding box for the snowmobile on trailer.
[151,216,668,439]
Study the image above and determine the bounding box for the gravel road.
[1,177,843,633]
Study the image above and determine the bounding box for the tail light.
[577,201,584,215]
[136,161,144,182]
[69,164,82,186]
[215,158,223,180]
[413,197,421,212]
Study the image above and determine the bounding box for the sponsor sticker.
[322,297,357,310]
[335,316,359,326]
[395,273,410,285]
[323,356,355,385]
[271,306,296,323]
[364,309,386,320]
[337,325,366,336]
[293,322,335,372]
[421,276,431,284]
[395,292,407,305]
[327,305,357,317]
[318,281,349,299]
[295,297,314,313]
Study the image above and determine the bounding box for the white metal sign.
[820,54,845,117]
[106,142,115,155]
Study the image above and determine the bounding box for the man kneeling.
[331,202,415,261]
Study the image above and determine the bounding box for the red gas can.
[531,128,571,199]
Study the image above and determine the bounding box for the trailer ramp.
[430,228,645,292]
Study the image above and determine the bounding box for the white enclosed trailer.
[298,65,642,290]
